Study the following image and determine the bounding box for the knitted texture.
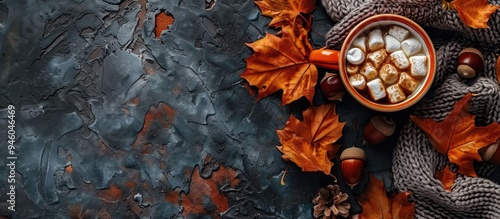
[321,0,500,218]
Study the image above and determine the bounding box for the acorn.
[363,115,396,145]
[479,139,500,166]
[340,147,366,189]
[457,48,484,78]
[320,72,345,101]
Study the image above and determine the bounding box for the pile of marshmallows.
[347,26,428,103]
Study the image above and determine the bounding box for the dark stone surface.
[0,0,401,218]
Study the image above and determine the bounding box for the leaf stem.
[280,165,290,185]
[329,173,337,182]
[297,13,323,37]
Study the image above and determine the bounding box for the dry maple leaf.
[451,0,500,29]
[255,0,316,28]
[278,136,333,175]
[241,24,317,105]
[411,93,500,190]
[434,165,457,191]
[276,103,345,175]
[357,175,415,219]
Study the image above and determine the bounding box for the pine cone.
[312,184,350,219]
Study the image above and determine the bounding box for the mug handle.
[309,48,340,70]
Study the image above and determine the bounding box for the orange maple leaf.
[411,93,500,190]
[255,0,316,28]
[241,24,317,105]
[452,0,500,29]
[357,175,415,219]
[434,165,457,191]
[276,103,345,175]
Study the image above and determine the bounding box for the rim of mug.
[338,14,436,112]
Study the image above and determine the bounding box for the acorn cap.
[457,65,477,78]
[340,147,366,161]
[370,115,396,137]
[480,140,500,161]
[459,48,484,61]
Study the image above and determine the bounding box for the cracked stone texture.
[0,0,407,218]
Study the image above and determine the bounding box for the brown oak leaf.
[452,0,500,29]
[255,0,316,28]
[357,175,415,219]
[241,24,317,105]
[411,93,500,190]
[276,103,344,175]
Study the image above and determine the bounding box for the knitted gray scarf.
[321,0,500,218]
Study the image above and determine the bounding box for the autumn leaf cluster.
[245,0,350,178]
[239,0,500,217]
[412,93,500,190]
[241,0,415,218]
[241,0,318,105]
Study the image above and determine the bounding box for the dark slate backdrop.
[0,0,408,218]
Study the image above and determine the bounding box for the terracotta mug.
[310,14,436,112]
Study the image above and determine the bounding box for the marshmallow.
[388,25,410,42]
[387,84,406,103]
[367,49,388,68]
[347,48,365,65]
[379,64,399,85]
[369,29,385,51]
[349,74,366,90]
[385,35,401,53]
[398,72,419,94]
[353,37,367,52]
[401,38,422,56]
[347,64,359,75]
[409,55,427,77]
[367,78,386,101]
[360,62,378,81]
[390,50,410,69]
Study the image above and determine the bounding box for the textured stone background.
[0,0,406,218]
